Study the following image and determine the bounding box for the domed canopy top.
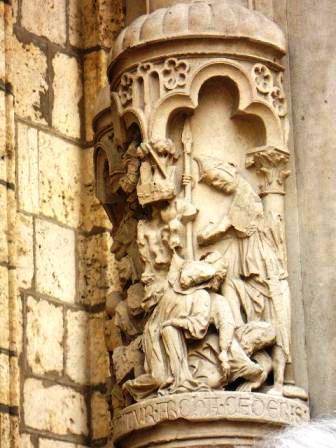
[110,0,286,64]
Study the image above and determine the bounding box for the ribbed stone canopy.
[110,0,286,62]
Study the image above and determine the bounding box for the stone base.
[113,392,309,448]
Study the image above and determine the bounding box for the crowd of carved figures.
[103,117,306,417]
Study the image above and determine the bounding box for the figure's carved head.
[236,321,276,356]
[117,256,133,287]
[126,283,145,317]
[197,156,238,193]
[201,251,227,291]
[151,139,179,160]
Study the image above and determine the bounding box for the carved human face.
[239,323,276,355]
[205,169,237,193]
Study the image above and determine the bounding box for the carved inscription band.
[114,392,309,441]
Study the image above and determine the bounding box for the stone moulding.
[93,1,309,447]
[114,391,309,444]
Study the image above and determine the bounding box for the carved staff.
[182,117,194,260]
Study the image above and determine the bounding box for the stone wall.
[287,0,336,416]
[0,1,124,446]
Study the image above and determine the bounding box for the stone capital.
[246,146,290,196]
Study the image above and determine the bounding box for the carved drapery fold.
[93,1,309,447]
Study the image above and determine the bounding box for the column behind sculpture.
[93,1,309,447]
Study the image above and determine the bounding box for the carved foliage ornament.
[252,64,288,117]
[246,147,291,195]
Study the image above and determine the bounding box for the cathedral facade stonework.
[0,1,335,447]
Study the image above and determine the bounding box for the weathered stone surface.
[114,392,309,443]
[91,392,111,439]
[8,355,20,407]
[65,311,109,385]
[0,414,19,448]
[16,213,34,289]
[26,296,63,376]
[255,0,274,20]
[80,148,111,232]
[39,132,81,228]
[21,433,35,448]
[83,51,108,142]
[87,313,110,385]
[0,353,10,405]
[39,440,89,448]
[77,232,116,307]
[8,36,48,124]
[287,0,336,415]
[0,4,5,81]
[0,266,9,350]
[0,185,8,264]
[21,0,66,45]
[35,219,76,303]
[24,378,88,436]
[69,0,124,49]
[52,53,82,139]
[95,3,313,447]
[17,122,39,214]
[65,310,88,385]
[0,91,6,182]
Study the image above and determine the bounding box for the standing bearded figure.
[196,157,291,396]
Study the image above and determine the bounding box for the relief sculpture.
[94,1,310,446]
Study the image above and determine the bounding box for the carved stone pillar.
[93,1,309,447]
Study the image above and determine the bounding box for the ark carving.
[93,1,309,447]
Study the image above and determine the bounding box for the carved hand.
[218,351,231,379]
[182,174,194,187]
[161,319,187,330]
[197,222,220,246]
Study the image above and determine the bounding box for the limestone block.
[26,296,64,376]
[0,414,10,448]
[69,0,124,49]
[0,267,9,350]
[40,440,89,448]
[77,233,117,307]
[8,36,48,124]
[35,219,76,303]
[39,132,81,228]
[87,313,110,385]
[91,392,111,439]
[65,311,109,385]
[83,51,108,141]
[17,122,39,214]
[0,4,4,81]
[21,433,35,448]
[21,0,66,45]
[9,354,20,408]
[16,213,34,289]
[0,4,12,80]
[0,414,19,448]
[24,378,88,436]
[0,91,6,182]
[0,353,10,405]
[12,0,19,25]
[65,310,89,385]
[52,53,82,139]
[80,148,111,232]
[0,185,8,264]
[15,293,23,357]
